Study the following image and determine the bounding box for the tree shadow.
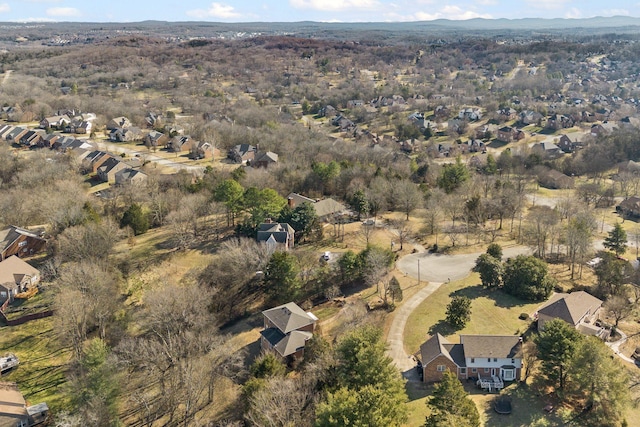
[449,284,534,309]
[405,380,433,401]
[483,382,564,427]
[428,319,455,336]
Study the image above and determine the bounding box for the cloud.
[524,0,570,10]
[0,3,9,13]
[602,9,630,16]
[401,5,491,21]
[565,7,582,19]
[186,2,242,19]
[475,0,498,5]
[289,0,380,12]
[46,7,81,17]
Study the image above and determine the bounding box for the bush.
[519,313,529,320]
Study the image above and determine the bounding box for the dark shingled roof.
[419,334,465,367]
[460,335,522,359]
[262,302,316,334]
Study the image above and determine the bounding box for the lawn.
[404,272,541,356]
[0,317,71,412]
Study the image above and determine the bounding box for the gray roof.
[262,302,316,334]
[287,193,315,206]
[261,328,313,357]
[460,335,522,359]
[256,223,294,244]
[420,333,458,366]
[313,198,346,218]
[537,291,602,326]
[256,151,278,163]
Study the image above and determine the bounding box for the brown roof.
[537,291,602,326]
[0,256,39,286]
[459,335,522,359]
[0,382,28,427]
[262,302,316,334]
[0,226,45,253]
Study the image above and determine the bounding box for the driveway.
[396,245,531,283]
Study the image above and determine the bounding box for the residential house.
[106,116,132,130]
[420,334,522,384]
[496,126,524,143]
[331,115,356,132]
[434,105,450,120]
[458,107,482,121]
[143,130,169,149]
[537,168,574,190]
[0,382,49,427]
[518,110,543,125]
[84,151,113,174]
[41,133,60,149]
[546,114,574,130]
[536,291,606,337]
[319,105,337,118]
[286,193,347,222]
[74,120,92,134]
[0,256,40,304]
[54,137,92,153]
[260,302,318,362]
[19,130,45,147]
[189,141,218,160]
[253,151,279,168]
[616,196,640,219]
[256,221,295,251]
[346,99,364,109]
[228,144,256,164]
[39,115,70,130]
[408,112,426,130]
[0,125,15,140]
[167,135,194,153]
[115,168,148,186]
[620,116,640,128]
[5,127,29,144]
[1,105,23,122]
[145,112,163,128]
[532,141,562,158]
[97,158,128,183]
[496,107,517,121]
[447,118,465,134]
[590,122,617,137]
[109,127,142,142]
[0,226,46,261]
[557,135,577,153]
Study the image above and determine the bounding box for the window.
[487,358,491,362]
[484,368,490,373]
[470,358,475,363]
[493,358,497,362]
[437,365,446,372]
[459,368,466,374]
[511,359,515,364]
[18,241,27,247]
[471,368,477,373]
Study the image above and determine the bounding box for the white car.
[322,251,331,261]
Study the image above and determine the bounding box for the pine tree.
[603,223,628,257]
[425,370,480,427]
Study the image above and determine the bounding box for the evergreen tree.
[425,370,480,427]
[534,319,582,390]
[316,325,408,426]
[603,223,628,257]
[446,296,472,329]
[473,253,503,288]
[486,243,503,260]
[502,255,555,301]
[120,203,149,235]
[263,251,301,304]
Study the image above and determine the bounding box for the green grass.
[0,317,71,411]
[404,272,540,356]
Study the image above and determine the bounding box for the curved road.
[387,246,530,379]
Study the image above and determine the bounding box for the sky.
[1,0,639,23]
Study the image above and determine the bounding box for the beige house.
[0,256,40,304]
[0,382,49,427]
[536,291,605,337]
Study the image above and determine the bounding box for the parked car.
[322,251,331,261]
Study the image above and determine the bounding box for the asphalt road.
[396,245,531,283]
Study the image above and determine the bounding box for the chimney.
[264,218,272,224]
[288,197,294,208]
